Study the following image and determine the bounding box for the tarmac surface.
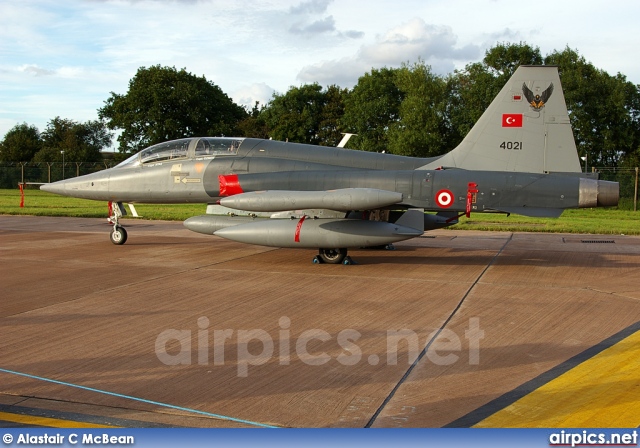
[0,215,639,428]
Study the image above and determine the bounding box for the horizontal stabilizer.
[487,206,564,218]
[219,188,402,212]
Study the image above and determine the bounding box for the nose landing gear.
[110,225,127,245]
[108,201,128,245]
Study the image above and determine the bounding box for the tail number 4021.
[500,141,523,150]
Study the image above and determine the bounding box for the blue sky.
[1,0,639,144]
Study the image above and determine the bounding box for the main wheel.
[318,248,347,264]
[110,226,128,245]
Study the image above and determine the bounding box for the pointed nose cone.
[39,171,111,200]
[40,180,67,195]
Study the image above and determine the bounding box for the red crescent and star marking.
[502,113,523,127]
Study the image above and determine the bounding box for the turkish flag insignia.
[502,114,522,128]
[502,113,523,127]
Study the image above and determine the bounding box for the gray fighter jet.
[42,66,619,264]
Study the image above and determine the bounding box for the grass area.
[1,188,205,220]
[2,188,639,235]
[456,208,640,235]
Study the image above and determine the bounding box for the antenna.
[337,133,357,148]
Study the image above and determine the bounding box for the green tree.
[237,102,270,139]
[446,43,640,168]
[545,47,640,167]
[0,123,42,162]
[447,43,543,143]
[317,85,349,146]
[341,67,403,153]
[258,84,349,146]
[33,117,111,163]
[261,83,326,144]
[99,65,247,153]
[483,41,543,78]
[387,62,450,157]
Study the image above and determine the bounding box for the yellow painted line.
[0,411,116,428]
[475,329,640,428]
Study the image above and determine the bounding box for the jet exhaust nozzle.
[578,178,619,208]
[596,180,619,207]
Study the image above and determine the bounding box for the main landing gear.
[108,201,128,245]
[313,248,354,265]
[312,243,397,265]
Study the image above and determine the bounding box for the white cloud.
[21,65,55,77]
[297,18,481,86]
[290,15,336,35]
[285,0,362,40]
[362,19,478,63]
[1,0,640,140]
[231,83,276,110]
[289,0,332,15]
[341,30,364,39]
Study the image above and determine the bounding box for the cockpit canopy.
[115,137,245,168]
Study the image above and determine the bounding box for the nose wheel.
[108,201,128,245]
[110,225,127,245]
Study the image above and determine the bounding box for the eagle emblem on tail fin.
[522,82,554,111]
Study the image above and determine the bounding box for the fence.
[595,167,639,211]
[1,162,638,210]
[0,161,116,189]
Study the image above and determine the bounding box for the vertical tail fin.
[419,66,581,173]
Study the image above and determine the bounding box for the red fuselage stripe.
[294,216,306,242]
[218,174,244,196]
